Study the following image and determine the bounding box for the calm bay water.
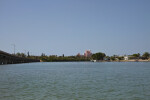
[0,62,150,100]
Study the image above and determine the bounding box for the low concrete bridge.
[0,50,40,65]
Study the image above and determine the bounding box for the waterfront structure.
[84,50,92,58]
[124,55,141,61]
[124,56,129,60]
[0,50,40,65]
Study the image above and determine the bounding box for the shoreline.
[40,60,150,62]
[91,59,150,62]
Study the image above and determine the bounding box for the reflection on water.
[0,62,150,100]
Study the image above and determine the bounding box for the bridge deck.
[0,50,40,65]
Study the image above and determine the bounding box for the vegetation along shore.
[14,51,150,62]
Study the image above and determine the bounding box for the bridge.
[0,50,40,65]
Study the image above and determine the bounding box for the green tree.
[92,52,106,60]
[20,53,26,57]
[132,53,140,58]
[16,52,21,57]
[110,56,115,61]
[142,52,150,59]
[16,52,26,57]
[41,53,46,57]
[118,56,124,60]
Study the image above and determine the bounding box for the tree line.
[14,51,150,62]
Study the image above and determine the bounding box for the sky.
[0,0,150,56]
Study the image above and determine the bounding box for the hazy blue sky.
[0,0,150,56]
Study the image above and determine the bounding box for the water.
[0,62,150,100]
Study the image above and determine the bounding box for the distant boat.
[93,60,97,62]
[91,60,97,62]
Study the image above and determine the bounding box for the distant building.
[76,53,81,57]
[124,56,129,60]
[124,55,137,60]
[76,53,84,58]
[84,50,92,58]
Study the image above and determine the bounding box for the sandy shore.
[92,59,150,62]
[119,59,150,62]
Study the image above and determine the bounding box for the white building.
[124,56,129,60]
